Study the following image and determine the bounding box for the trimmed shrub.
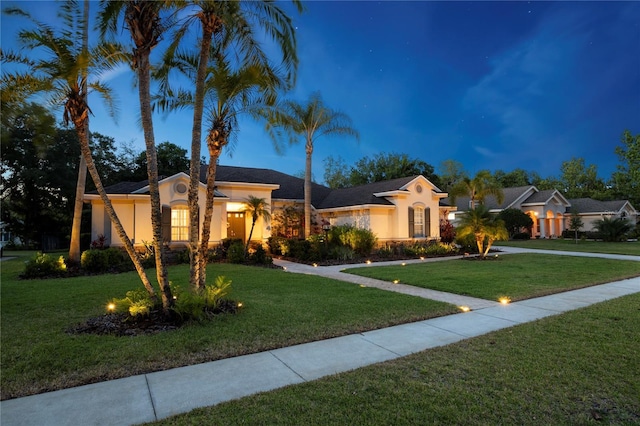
[221,238,243,251]
[329,224,377,255]
[248,244,273,265]
[512,232,531,240]
[330,245,355,261]
[22,252,67,279]
[593,217,633,242]
[267,236,289,256]
[455,234,478,254]
[375,244,395,258]
[424,242,457,256]
[81,247,128,273]
[288,239,312,260]
[227,242,246,264]
[174,249,190,264]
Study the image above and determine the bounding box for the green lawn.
[150,293,640,426]
[496,238,640,256]
[0,253,456,400]
[345,253,640,301]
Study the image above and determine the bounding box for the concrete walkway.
[2,249,639,426]
[273,255,500,309]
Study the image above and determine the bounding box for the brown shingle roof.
[98,166,443,210]
[211,165,333,206]
[568,198,629,214]
[317,176,416,209]
[97,181,150,194]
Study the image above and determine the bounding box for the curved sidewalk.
[2,251,639,426]
[273,256,500,310]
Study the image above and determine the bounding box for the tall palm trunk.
[304,137,313,238]
[189,14,218,289]
[69,154,87,263]
[68,0,90,264]
[123,1,173,312]
[71,107,157,300]
[244,215,257,256]
[136,51,172,312]
[197,129,224,289]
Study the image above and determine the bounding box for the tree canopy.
[323,153,438,189]
[611,130,640,207]
[0,102,189,249]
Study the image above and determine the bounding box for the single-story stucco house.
[85,165,451,248]
[448,185,638,238]
[566,198,638,233]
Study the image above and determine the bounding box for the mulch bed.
[67,299,239,337]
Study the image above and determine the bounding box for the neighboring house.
[567,198,638,232]
[448,185,638,238]
[85,165,450,249]
[0,221,20,252]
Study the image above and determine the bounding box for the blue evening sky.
[2,1,639,184]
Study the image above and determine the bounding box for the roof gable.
[522,189,571,208]
[212,165,332,205]
[448,185,537,211]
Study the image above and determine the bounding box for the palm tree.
[2,1,158,299]
[243,196,271,257]
[99,0,174,311]
[157,1,225,289]
[267,92,359,238]
[68,0,90,266]
[156,1,299,288]
[456,205,508,257]
[593,217,633,242]
[568,211,584,243]
[157,51,284,287]
[449,170,504,209]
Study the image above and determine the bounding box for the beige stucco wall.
[90,202,107,244]
[580,209,636,233]
[319,177,445,241]
[89,174,231,247]
[369,207,396,240]
[91,175,452,247]
[131,202,153,244]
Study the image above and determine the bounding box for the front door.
[227,212,246,242]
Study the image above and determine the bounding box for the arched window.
[414,206,424,237]
[408,205,431,238]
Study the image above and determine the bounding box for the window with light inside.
[171,206,189,241]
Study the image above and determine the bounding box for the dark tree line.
[323,131,640,209]
[1,103,189,249]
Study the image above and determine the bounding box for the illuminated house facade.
[85,165,451,248]
[448,185,637,238]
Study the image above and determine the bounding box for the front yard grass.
[0,254,456,400]
[151,292,640,425]
[345,253,640,301]
[495,238,640,256]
